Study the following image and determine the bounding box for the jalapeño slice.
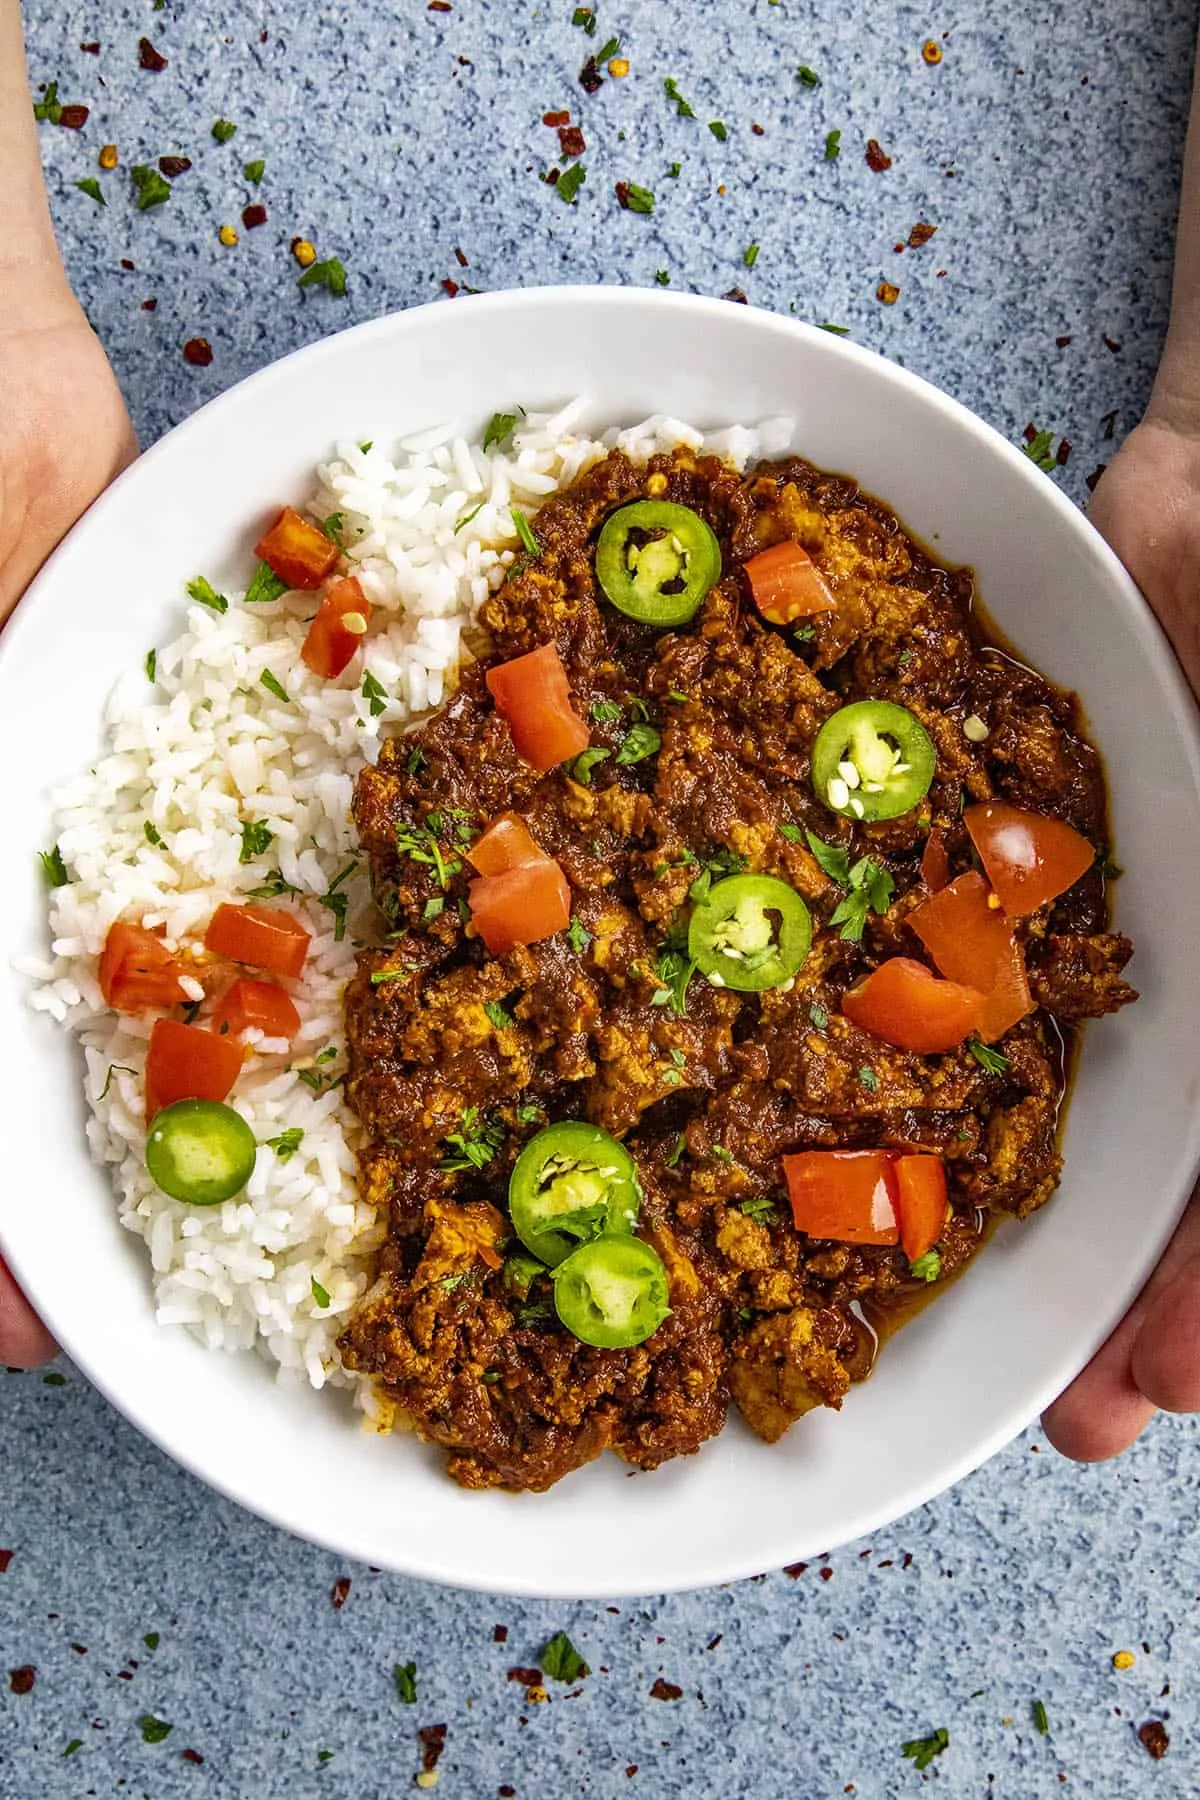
[595,500,721,626]
[145,1099,258,1205]
[811,700,936,822]
[508,1122,642,1267]
[552,1233,671,1349]
[688,873,812,993]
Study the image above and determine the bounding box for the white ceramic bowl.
[3,288,1199,1598]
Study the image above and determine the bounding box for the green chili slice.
[811,700,936,822]
[145,1100,258,1205]
[552,1233,670,1348]
[688,873,812,992]
[508,1122,642,1267]
[595,500,721,626]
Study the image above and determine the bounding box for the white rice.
[23,405,791,1390]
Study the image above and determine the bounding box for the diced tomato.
[204,904,311,978]
[254,505,340,591]
[485,643,590,772]
[920,828,952,893]
[144,1018,245,1121]
[894,1155,948,1263]
[783,1150,900,1246]
[211,978,302,1042]
[468,859,571,956]
[467,811,543,877]
[963,801,1094,917]
[842,957,986,1054]
[743,542,837,625]
[98,921,189,1013]
[908,870,1032,1043]
[301,575,372,681]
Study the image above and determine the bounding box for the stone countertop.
[2,1,1197,1795]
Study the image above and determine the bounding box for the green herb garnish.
[664,76,695,118]
[796,64,821,86]
[572,6,596,31]
[319,861,357,941]
[75,178,106,205]
[909,1250,941,1282]
[311,1276,331,1308]
[485,1000,515,1030]
[566,916,591,954]
[440,1106,504,1172]
[238,819,274,864]
[143,820,164,848]
[617,722,661,765]
[809,1002,829,1030]
[666,1133,686,1168]
[1021,427,1060,473]
[824,128,842,160]
[97,1064,135,1101]
[1032,1699,1049,1736]
[454,501,485,534]
[33,81,63,124]
[620,182,655,214]
[244,561,289,605]
[143,1632,160,1651]
[655,269,670,285]
[819,321,850,335]
[131,164,171,209]
[651,946,695,1016]
[590,698,623,724]
[266,1127,304,1161]
[395,821,457,889]
[570,746,612,786]
[858,1065,879,1092]
[738,1196,777,1223]
[511,508,540,558]
[212,118,238,142]
[483,410,521,453]
[62,1739,83,1757]
[667,161,682,177]
[139,1716,173,1745]
[243,158,265,184]
[186,575,227,613]
[779,823,805,844]
[708,120,728,141]
[557,162,587,204]
[39,846,68,887]
[743,243,760,268]
[361,670,388,717]
[298,257,348,297]
[145,648,158,682]
[541,1631,590,1683]
[805,831,893,940]
[395,1661,418,1704]
[901,1729,949,1771]
[968,1039,1010,1074]
[247,869,300,900]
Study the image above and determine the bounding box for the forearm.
[1151,35,1200,428]
[0,0,71,318]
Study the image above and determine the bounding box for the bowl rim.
[4,283,1200,1597]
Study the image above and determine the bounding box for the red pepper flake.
[428,1,452,9]
[1055,437,1072,466]
[441,278,460,297]
[492,1624,508,1642]
[159,155,191,178]
[80,40,101,53]
[59,104,90,129]
[784,1561,808,1578]
[751,121,765,135]
[649,1678,682,1701]
[454,246,469,267]
[138,36,168,71]
[120,257,135,270]
[893,242,906,253]
[242,203,267,229]
[902,1553,913,1568]
[9,1666,35,1694]
[543,109,570,126]
[70,1645,87,1656]
[499,1789,516,1798]
[507,1667,542,1686]
[330,1576,351,1610]
[181,1748,205,1764]
[1102,334,1123,354]
[626,1769,638,1779]
[865,138,892,172]
[1138,1721,1170,1759]
[579,57,603,94]
[418,1723,448,1772]
[559,124,586,159]
[723,286,749,304]
[819,1566,834,1581]
[142,298,158,311]
[116,1670,134,1681]
[0,1550,12,1574]
[1055,334,1073,347]
[907,220,937,247]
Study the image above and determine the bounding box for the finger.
[0,1255,56,1368]
[1131,1250,1200,1412]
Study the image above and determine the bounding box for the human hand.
[1042,408,1200,1458]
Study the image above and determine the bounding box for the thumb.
[0,1254,56,1368]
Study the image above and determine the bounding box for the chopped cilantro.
[819,321,850,335]
[485,1000,515,1030]
[395,1661,418,1704]
[669,1047,686,1069]
[211,118,237,143]
[244,560,289,605]
[541,1631,590,1683]
[596,34,621,62]
[33,81,63,124]
[651,946,695,1016]
[145,648,157,682]
[909,1249,942,1282]
[440,1106,504,1172]
[247,869,300,900]
[361,670,389,717]
[711,1145,734,1166]
[395,821,457,888]
[793,621,816,641]
[38,846,68,887]
[708,119,728,141]
[43,1371,66,1385]
[143,820,164,848]
[483,410,521,453]
[1021,427,1060,473]
[805,832,893,940]
[186,575,227,613]
[516,1101,540,1124]
[664,77,695,118]
[74,178,106,205]
[809,1002,829,1030]
[422,896,444,920]
[260,669,289,703]
[62,1739,84,1757]
[901,1729,949,1771]
[968,1039,1011,1074]
[319,861,358,941]
[620,182,655,214]
[238,819,275,864]
[570,746,612,786]
[97,1064,135,1101]
[572,5,597,31]
[590,697,623,723]
[298,257,348,297]
[743,243,760,268]
[616,722,661,765]
[310,1276,331,1308]
[130,164,171,209]
[566,916,591,954]
[796,64,821,86]
[139,1715,173,1744]
[824,128,842,160]
[666,1133,686,1168]
[369,969,410,986]
[454,501,485,535]
[858,1065,879,1092]
[317,1750,334,1764]
[655,269,671,285]
[1032,1699,1049,1736]
[266,1127,304,1161]
[738,1196,777,1223]
[557,162,587,204]
[243,158,265,184]
[687,845,746,904]
[779,823,805,844]
[667,161,682,177]
[322,512,345,548]
[511,507,541,558]
[405,744,426,778]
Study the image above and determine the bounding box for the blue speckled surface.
[3,1,1199,1794]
